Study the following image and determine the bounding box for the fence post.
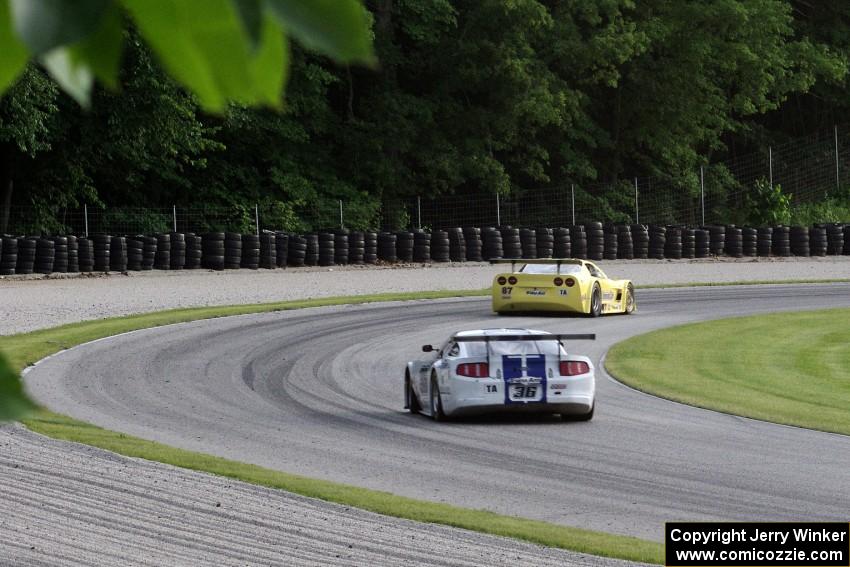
[496,193,501,226]
[768,146,773,187]
[571,184,575,226]
[172,205,177,232]
[84,203,89,237]
[633,177,639,225]
[255,203,259,235]
[416,196,421,229]
[834,125,840,196]
[699,165,705,227]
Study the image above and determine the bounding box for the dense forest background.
[2,0,850,234]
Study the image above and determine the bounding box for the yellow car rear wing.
[489,258,584,273]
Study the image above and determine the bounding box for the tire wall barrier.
[2,223,847,275]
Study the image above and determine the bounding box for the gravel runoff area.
[2,257,848,566]
[2,256,849,335]
[0,424,640,567]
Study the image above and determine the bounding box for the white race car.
[404,329,595,421]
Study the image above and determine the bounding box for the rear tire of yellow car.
[430,375,446,422]
[625,283,636,314]
[588,284,602,317]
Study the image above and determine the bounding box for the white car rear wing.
[452,333,595,366]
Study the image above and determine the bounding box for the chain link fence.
[5,126,850,236]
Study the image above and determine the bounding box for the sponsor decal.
[602,291,615,301]
[525,289,545,296]
[559,289,568,296]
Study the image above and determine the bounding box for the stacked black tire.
[500,227,521,259]
[224,233,242,269]
[170,233,186,270]
[790,226,810,257]
[694,228,709,258]
[707,226,725,256]
[447,228,466,262]
[78,237,94,272]
[631,225,649,259]
[617,225,634,260]
[431,230,450,262]
[52,236,68,273]
[519,228,537,259]
[259,233,276,269]
[304,234,319,266]
[0,236,15,275]
[202,232,225,270]
[92,234,111,272]
[809,226,827,257]
[110,236,127,272]
[824,224,844,256]
[395,231,413,262]
[648,225,666,260]
[412,230,430,262]
[127,236,144,271]
[664,227,682,260]
[463,227,483,261]
[15,237,35,274]
[241,234,261,269]
[155,234,171,270]
[602,225,618,260]
[535,228,554,259]
[288,235,306,267]
[378,232,397,262]
[553,228,571,258]
[334,231,349,265]
[569,226,586,259]
[481,227,503,260]
[34,238,55,274]
[584,222,604,261]
[772,226,791,257]
[845,225,850,255]
[724,227,743,258]
[681,228,696,259]
[273,232,289,268]
[348,231,365,264]
[318,232,335,267]
[185,234,202,269]
[364,231,378,264]
[742,227,757,257]
[757,228,773,256]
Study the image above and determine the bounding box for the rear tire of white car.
[563,403,594,422]
[405,373,420,413]
[430,376,446,422]
[588,284,602,317]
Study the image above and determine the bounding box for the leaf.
[266,0,375,65]
[247,12,288,107]
[41,47,95,108]
[234,0,263,49]
[71,1,125,88]
[9,0,111,55]
[0,352,35,422]
[0,0,28,92]
[121,0,286,112]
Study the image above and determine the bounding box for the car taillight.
[508,276,517,285]
[559,361,589,376]
[456,362,490,377]
[553,277,563,286]
[564,278,575,287]
[497,276,507,285]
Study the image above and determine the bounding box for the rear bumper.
[446,394,594,417]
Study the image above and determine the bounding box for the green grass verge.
[606,308,850,436]
[0,289,662,564]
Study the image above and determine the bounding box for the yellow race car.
[491,259,635,316]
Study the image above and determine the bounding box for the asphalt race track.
[26,284,850,542]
